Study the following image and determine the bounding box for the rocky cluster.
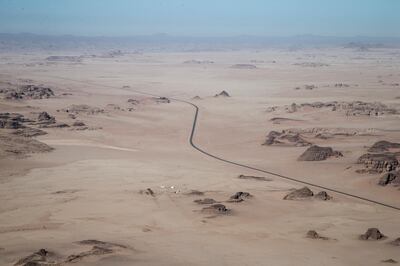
[283,187,332,201]
[378,170,400,186]
[298,145,343,161]
[0,112,32,129]
[14,239,127,266]
[263,130,311,147]
[368,140,400,152]
[267,101,399,117]
[0,84,55,100]
[60,104,105,115]
[357,153,398,174]
[201,204,230,215]
[360,228,386,240]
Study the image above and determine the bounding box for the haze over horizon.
[0,0,399,38]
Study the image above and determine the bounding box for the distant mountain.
[1,33,399,52]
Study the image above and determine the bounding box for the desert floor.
[0,48,400,265]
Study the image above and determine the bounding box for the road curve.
[43,75,400,211]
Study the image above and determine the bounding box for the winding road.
[44,75,400,211]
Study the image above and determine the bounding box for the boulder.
[378,170,400,186]
[298,145,343,161]
[314,191,332,201]
[283,187,314,200]
[360,228,386,240]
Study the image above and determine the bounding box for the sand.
[0,48,400,265]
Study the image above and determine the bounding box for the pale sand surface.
[0,48,400,265]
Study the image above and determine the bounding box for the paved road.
[44,75,400,211]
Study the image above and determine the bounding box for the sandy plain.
[0,48,400,265]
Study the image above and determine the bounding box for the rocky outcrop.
[0,113,28,129]
[306,230,329,240]
[359,228,386,240]
[298,145,343,161]
[228,192,252,202]
[283,187,314,200]
[368,141,400,152]
[378,170,400,186]
[1,84,54,100]
[283,187,332,201]
[202,204,230,215]
[357,153,398,173]
[61,104,104,115]
[268,101,399,117]
[263,130,311,147]
[314,191,332,201]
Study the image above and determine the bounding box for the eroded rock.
[360,228,386,240]
[357,153,398,173]
[263,130,311,147]
[298,145,343,161]
[283,187,314,200]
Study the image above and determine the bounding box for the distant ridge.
[1,33,400,52]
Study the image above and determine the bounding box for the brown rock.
[298,145,343,161]
[314,191,332,201]
[283,187,314,200]
[194,198,217,204]
[360,228,386,240]
[357,153,398,173]
[378,170,400,186]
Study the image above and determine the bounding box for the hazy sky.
[0,0,399,37]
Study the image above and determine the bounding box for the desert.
[0,44,399,265]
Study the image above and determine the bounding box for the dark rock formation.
[359,228,386,240]
[389,237,400,246]
[194,198,217,205]
[306,230,329,240]
[263,130,311,147]
[368,141,400,152]
[228,192,252,202]
[61,104,104,115]
[298,145,343,161]
[378,170,400,186]
[3,85,54,100]
[314,191,332,201]
[202,204,230,215]
[283,187,314,200]
[37,111,55,123]
[357,153,398,173]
